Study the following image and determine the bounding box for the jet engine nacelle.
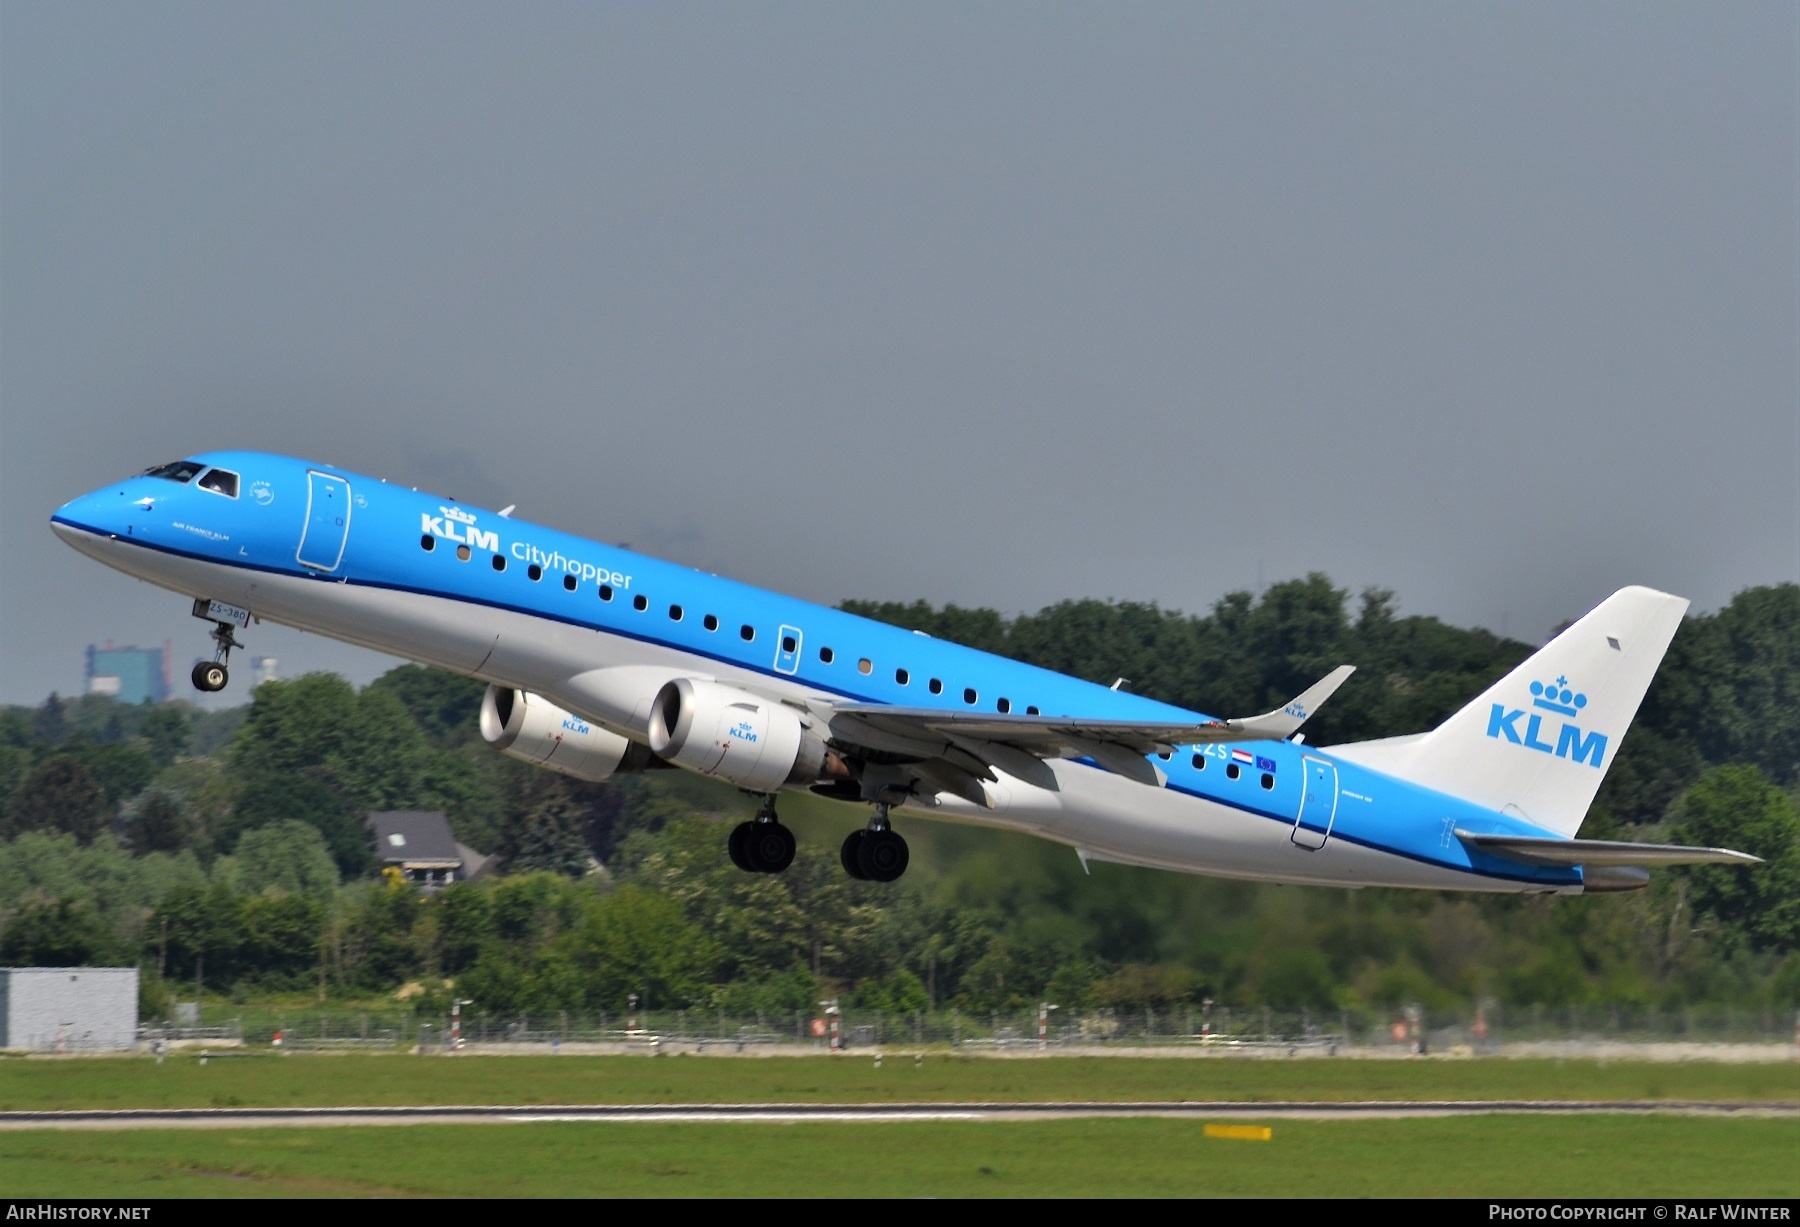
[480,684,653,782]
[647,678,828,793]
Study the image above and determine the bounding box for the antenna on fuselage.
[498,505,515,518]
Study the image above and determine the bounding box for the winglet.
[1229,665,1356,739]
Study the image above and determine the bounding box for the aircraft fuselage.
[51,451,1594,894]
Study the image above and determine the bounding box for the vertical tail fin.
[1330,586,1689,837]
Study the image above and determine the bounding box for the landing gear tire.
[728,821,756,872]
[745,821,796,873]
[191,603,246,694]
[857,829,909,883]
[840,830,869,881]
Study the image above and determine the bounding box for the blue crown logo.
[1529,676,1587,718]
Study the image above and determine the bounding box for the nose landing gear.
[189,598,248,693]
[840,803,909,883]
[728,798,796,874]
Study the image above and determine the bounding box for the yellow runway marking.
[1204,1123,1273,1141]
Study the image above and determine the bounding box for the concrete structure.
[367,811,490,888]
[0,968,139,1052]
[84,642,170,705]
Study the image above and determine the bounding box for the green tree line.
[0,576,1793,1018]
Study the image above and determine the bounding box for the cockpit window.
[144,460,205,483]
[197,469,239,498]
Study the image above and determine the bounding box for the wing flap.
[944,733,1061,791]
[834,666,1355,755]
[828,667,1352,790]
[1063,735,1167,788]
[1455,830,1762,867]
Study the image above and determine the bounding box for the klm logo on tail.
[1486,676,1608,768]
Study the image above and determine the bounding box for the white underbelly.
[921,759,1541,893]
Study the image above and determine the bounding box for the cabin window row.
[418,534,1041,713]
[417,534,763,637]
[811,646,1038,715]
[1189,752,1277,790]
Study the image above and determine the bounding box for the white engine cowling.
[647,678,827,793]
[480,685,642,782]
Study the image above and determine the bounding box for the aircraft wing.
[827,665,1355,793]
[1455,830,1762,867]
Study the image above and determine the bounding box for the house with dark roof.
[366,811,493,888]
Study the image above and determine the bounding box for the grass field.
[0,1116,1793,1197]
[0,1053,1794,1111]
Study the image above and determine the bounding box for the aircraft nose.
[51,486,133,542]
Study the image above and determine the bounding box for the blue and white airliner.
[51,452,1757,889]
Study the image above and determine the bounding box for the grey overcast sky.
[2,3,1796,707]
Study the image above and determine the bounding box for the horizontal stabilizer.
[1455,830,1761,867]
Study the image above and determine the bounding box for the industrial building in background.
[83,643,276,705]
[0,967,139,1052]
[84,641,170,705]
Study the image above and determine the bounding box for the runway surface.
[0,1101,1792,1129]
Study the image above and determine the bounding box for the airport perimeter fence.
[137,1002,1800,1055]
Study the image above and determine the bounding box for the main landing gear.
[840,803,909,883]
[190,621,244,693]
[724,798,910,883]
[728,798,796,874]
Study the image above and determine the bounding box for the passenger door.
[1291,756,1339,850]
[296,471,352,572]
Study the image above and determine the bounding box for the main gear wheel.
[729,818,795,873]
[856,828,909,882]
